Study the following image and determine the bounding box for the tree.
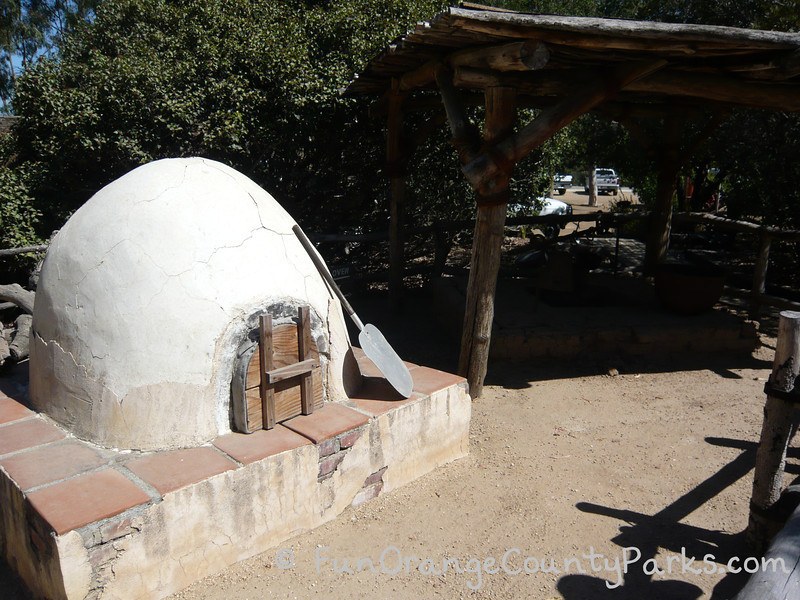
[6,0,800,273]
[9,0,457,239]
[0,0,97,113]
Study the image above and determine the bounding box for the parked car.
[554,173,573,195]
[508,196,573,239]
[584,168,620,195]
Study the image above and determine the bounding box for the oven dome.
[30,157,352,451]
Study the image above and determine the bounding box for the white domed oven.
[29,157,356,451]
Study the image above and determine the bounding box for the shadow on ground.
[346,285,772,389]
[555,438,800,600]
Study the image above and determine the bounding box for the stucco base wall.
[0,377,469,599]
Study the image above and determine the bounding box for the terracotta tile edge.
[282,413,369,445]
[0,413,37,429]
[25,468,156,537]
[208,443,246,468]
[114,466,164,503]
[212,430,313,465]
[0,433,68,461]
[346,393,428,418]
[5,445,114,494]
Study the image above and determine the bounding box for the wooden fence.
[2,211,799,319]
[307,210,800,319]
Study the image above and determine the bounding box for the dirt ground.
[2,339,777,600]
[557,185,639,217]
[163,298,781,600]
[0,217,788,600]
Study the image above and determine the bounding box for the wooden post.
[640,114,722,272]
[259,314,276,429]
[746,310,800,554]
[458,86,516,398]
[387,82,406,310]
[736,490,800,599]
[644,116,683,272]
[644,162,679,271]
[751,232,772,319]
[297,306,314,415]
[588,165,597,207]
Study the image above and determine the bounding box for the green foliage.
[0,167,38,244]
[6,0,800,258]
[11,0,450,234]
[0,142,41,273]
[0,0,97,112]
[709,111,800,227]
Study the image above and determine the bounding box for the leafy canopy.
[12,0,457,235]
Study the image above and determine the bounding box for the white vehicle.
[585,168,620,195]
[554,173,573,195]
[508,196,573,239]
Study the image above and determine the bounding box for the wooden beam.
[461,60,668,195]
[259,314,276,430]
[398,40,550,93]
[747,311,800,554]
[453,66,570,96]
[434,65,482,165]
[264,359,317,385]
[625,70,800,112]
[672,212,800,239]
[453,65,800,112]
[399,60,439,92]
[751,233,772,319]
[458,86,516,398]
[0,244,48,257]
[447,7,800,51]
[449,40,550,72]
[297,305,314,415]
[683,48,800,80]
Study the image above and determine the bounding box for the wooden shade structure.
[344,3,800,397]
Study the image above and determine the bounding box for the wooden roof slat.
[345,5,800,113]
[447,7,800,47]
[626,70,800,111]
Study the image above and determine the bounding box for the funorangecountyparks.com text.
[272,545,790,591]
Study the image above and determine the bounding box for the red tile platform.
[0,352,470,599]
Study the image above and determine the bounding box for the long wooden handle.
[292,224,363,330]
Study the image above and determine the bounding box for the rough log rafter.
[399,40,552,93]
[458,59,668,195]
[449,40,550,72]
[350,4,800,397]
[434,65,482,166]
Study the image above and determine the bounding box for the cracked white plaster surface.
[30,157,351,451]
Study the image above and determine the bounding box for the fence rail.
[307,210,799,319]
[2,211,797,318]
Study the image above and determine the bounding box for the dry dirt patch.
[170,339,778,600]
